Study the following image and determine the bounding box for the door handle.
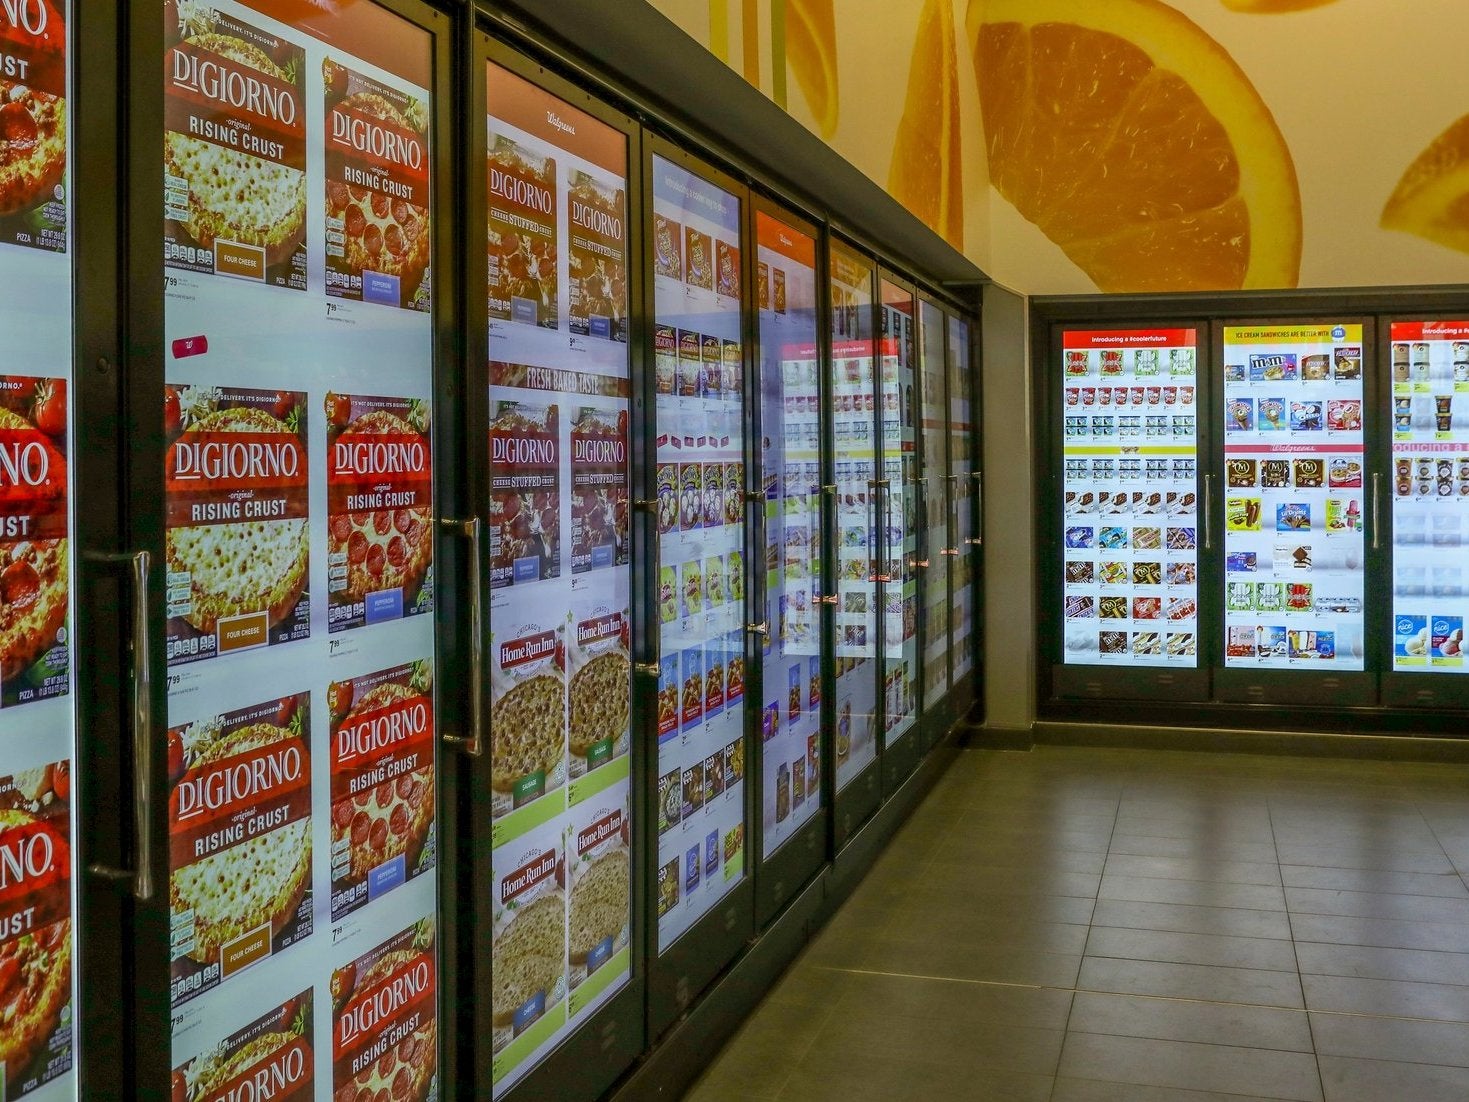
[635,500,662,678]
[86,550,154,901]
[439,518,483,757]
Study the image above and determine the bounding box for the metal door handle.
[86,550,154,901]
[973,471,983,546]
[1371,473,1381,551]
[635,500,661,678]
[746,621,769,638]
[439,519,483,757]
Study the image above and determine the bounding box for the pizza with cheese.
[166,405,308,638]
[490,673,564,794]
[331,682,435,880]
[335,949,437,1102]
[568,849,628,965]
[324,95,430,293]
[0,808,70,1089]
[164,33,305,264]
[327,409,432,606]
[170,719,311,967]
[568,650,629,759]
[0,83,65,218]
[492,891,565,1029]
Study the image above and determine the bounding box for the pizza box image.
[489,616,567,827]
[326,661,435,921]
[332,915,437,1100]
[325,391,434,632]
[171,987,314,1102]
[168,692,313,1008]
[164,6,309,288]
[0,758,74,1098]
[488,129,558,329]
[567,169,628,342]
[163,383,310,666]
[566,600,629,780]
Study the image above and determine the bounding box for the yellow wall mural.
[647,0,1469,295]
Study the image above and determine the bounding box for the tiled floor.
[682,745,1469,1101]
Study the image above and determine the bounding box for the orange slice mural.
[1221,0,1339,11]
[786,0,839,139]
[967,0,1302,292]
[1382,114,1469,256]
[888,0,963,252]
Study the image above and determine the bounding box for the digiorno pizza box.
[0,758,73,1098]
[0,374,70,708]
[566,601,629,779]
[325,392,434,632]
[332,916,438,1102]
[568,170,626,342]
[0,0,66,253]
[491,828,566,1056]
[488,130,558,330]
[327,660,436,921]
[565,796,630,1003]
[164,6,307,289]
[167,692,313,1008]
[172,987,314,1102]
[489,399,560,588]
[323,58,431,311]
[489,617,566,822]
[164,384,310,666]
[569,405,627,575]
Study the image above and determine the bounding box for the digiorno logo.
[174,742,305,823]
[0,820,62,900]
[339,957,432,1045]
[332,105,423,170]
[489,164,552,216]
[207,1037,310,1102]
[335,696,431,765]
[490,427,556,467]
[571,431,624,466]
[570,198,621,241]
[170,44,300,126]
[1,0,48,36]
[172,434,303,484]
[332,435,428,478]
[0,431,52,489]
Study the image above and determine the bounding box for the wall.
[647,0,1469,296]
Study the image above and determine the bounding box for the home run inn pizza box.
[0,0,67,254]
[171,987,315,1102]
[325,392,434,632]
[490,617,567,827]
[328,660,436,921]
[331,916,438,1102]
[164,6,308,289]
[323,58,431,311]
[487,130,558,330]
[0,758,74,1098]
[164,384,310,666]
[168,692,313,1009]
[0,373,71,708]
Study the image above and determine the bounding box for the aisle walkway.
[683,745,1469,1101]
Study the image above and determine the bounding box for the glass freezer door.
[1386,320,1469,683]
[650,152,748,954]
[878,278,918,748]
[0,1,79,1097]
[948,315,976,690]
[828,242,878,794]
[1220,324,1366,670]
[919,298,950,711]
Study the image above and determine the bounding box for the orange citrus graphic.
[1382,114,1469,256]
[786,0,839,139]
[888,0,964,251]
[966,0,1301,291]
[1222,0,1339,10]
